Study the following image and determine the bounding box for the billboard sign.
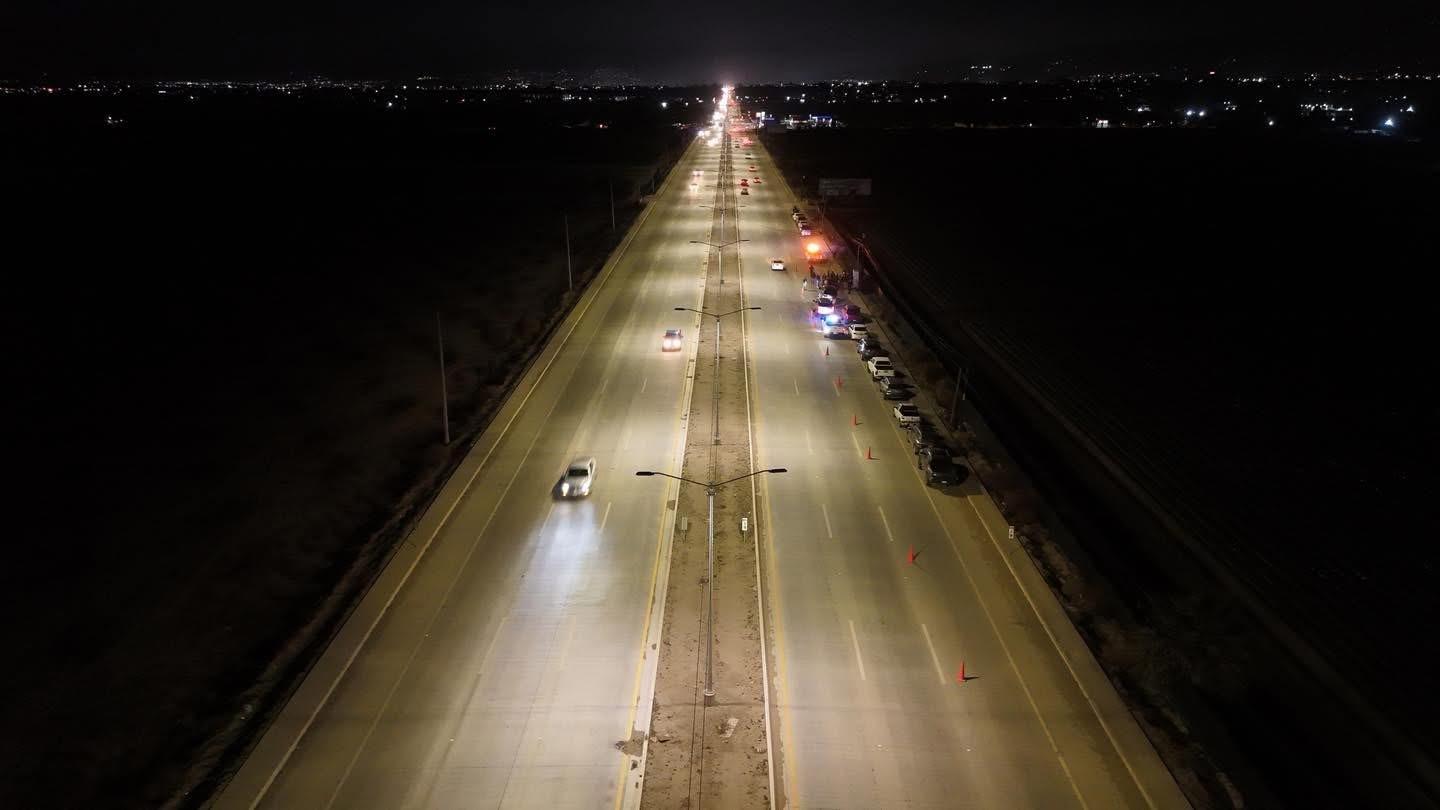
[818,178,872,197]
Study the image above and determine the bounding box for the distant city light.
[660,101,667,109]
[1383,117,1396,127]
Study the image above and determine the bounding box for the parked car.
[741,188,749,195]
[893,403,922,424]
[845,304,863,321]
[918,447,962,486]
[770,258,785,271]
[879,377,908,394]
[848,323,869,340]
[556,457,597,498]
[814,295,836,315]
[823,322,850,339]
[868,356,895,379]
[821,285,838,297]
[799,223,813,236]
[859,342,885,361]
[662,328,683,352]
[881,384,914,401]
[907,424,944,452]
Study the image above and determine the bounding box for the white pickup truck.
[868,356,895,380]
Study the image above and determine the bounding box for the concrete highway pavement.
[215,136,722,809]
[732,131,1190,808]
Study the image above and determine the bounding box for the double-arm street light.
[674,305,760,354]
[675,306,760,444]
[636,467,787,702]
[690,237,750,285]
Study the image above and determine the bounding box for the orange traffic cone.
[957,661,966,683]
[866,446,874,460]
[825,345,829,356]
[906,545,918,565]
[851,413,859,427]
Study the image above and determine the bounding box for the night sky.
[3,0,1436,81]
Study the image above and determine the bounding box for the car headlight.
[561,482,570,495]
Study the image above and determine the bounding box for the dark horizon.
[4,0,1436,84]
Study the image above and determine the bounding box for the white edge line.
[241,133,684,810]
[877,505,895,544]
[921,486,1091,810]
[960,492,1159,809]
[821,503,833,539]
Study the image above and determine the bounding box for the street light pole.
[636,467,787,703]
[563,214,573,291]
[705,483,715,698]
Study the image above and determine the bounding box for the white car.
[770,258,785,271]
[814,295,835,315]
[693,169,703,177]
[848,323,869,340]
[822,322,850,339]
[893,403,921,424]
[662,328,683,352]
[868,357,895,379]
[798,223,813,236]
[557,457,597,498]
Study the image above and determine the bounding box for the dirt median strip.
[641,134,771,810]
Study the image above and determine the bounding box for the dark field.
[766,125,1440,807]
[1,89,692,808]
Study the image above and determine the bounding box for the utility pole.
[949,366,967,428]
[563,214,573,291]
[609,179,616,231]
[437,311,450,446]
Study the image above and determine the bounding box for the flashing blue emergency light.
[825,313,841,324]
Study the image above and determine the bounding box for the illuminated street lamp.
[690,237,750,286]
[636,467,787,702]
[675,305,760,435]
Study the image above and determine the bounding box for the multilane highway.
[216,100,1189,809]
[215,133,722,809]
[732,120,1190,808]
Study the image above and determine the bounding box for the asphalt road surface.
[215,136,719,810]
[217,119,1189,809]
[732,128,1191,809]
